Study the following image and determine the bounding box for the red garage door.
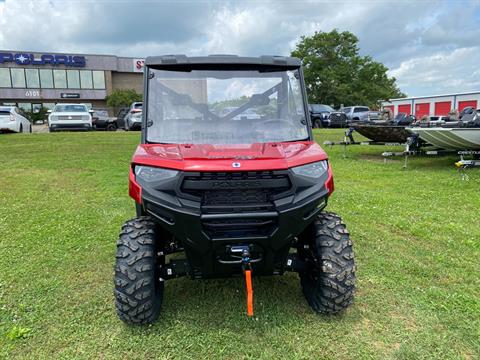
[398,104,411,115]
[415,103,430,118]
[434,101,451,116]
[458,100,477,111]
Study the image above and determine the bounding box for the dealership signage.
[0,52,86,67]
[133,59,145,72]
[61,93,80,99]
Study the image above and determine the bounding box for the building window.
[18,102,32,112]
[11,68,26,88]
[67,70,80,89]
[53,70,67,88]
[80,70,93,89]
[39,69,54,88]
[25,69,40,88]
[92,70,105,89]
[43,103,55,110]
[0,68,12,87]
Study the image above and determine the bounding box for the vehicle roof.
[145,55,301,70]
[54,103,88,106]
[0,106,14,111]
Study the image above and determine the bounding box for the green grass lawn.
[0,129,479,359]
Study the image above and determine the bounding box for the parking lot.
[0,129,478,359]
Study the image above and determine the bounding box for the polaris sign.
[0,52,86,67]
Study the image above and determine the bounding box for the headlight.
[134,166,178,182]
[292,161,328,178]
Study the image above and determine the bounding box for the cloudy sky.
[0,0,479,97]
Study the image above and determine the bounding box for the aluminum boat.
[408,127,480,150]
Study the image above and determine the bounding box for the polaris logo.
[0,52,86,67]
[211,180,261,189]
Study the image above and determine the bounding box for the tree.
[291,30,405,109]
[24,106,49,123]
[106,89,142,109]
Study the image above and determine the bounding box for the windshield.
[311,104,333,112]
[53,104,88,113]
[146,68,309,144]
[94,110,108,117]
[341,107,351,113]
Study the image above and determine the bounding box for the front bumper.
[50,120,92,131]
[136,168,330,278]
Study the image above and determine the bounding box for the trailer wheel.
[298,212,355,314]
[114,216,164,324]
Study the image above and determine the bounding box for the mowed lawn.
[0,129,479,359]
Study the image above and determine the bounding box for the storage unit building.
[0,50,145,114]
[382,91,480,117]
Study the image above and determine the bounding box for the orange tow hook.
[244,269,254,317]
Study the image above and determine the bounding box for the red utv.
[114,55,355,324]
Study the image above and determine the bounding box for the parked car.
[121,102,144,129]
[328,106,370,127]
[308,104,334,128]
[48,103,92,132]
[343,106,370,122]
[92,109,119,131]
[125,110,142,131]
[0,106,32,133]
[367,111,382,122]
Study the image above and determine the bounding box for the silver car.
[341,106,370,123]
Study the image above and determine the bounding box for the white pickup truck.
[48,103,92,132]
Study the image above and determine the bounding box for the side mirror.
[89,110,94,113]
[47,110,52,113]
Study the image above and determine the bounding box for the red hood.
[131,141,328,171]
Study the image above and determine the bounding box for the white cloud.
[389,47,480,95]
[0,0,479,96]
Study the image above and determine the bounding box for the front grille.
[329,113,347,124]
[182,171,291,239]
[57,115,86,121]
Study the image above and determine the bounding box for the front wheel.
[114,217,164,324]
[314,119,323,128]
[298,212,355,314]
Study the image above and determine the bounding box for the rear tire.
[114,217,164,324]
[298,212,355,314]
[106,123,117,131]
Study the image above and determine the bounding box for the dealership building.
[382,91,480,118]
[0,50,145,114]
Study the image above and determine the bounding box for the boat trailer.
[382,135,480,176]
[323,127,406,157]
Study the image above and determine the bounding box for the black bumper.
[138,169,330,278]
[51,123,92,131]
